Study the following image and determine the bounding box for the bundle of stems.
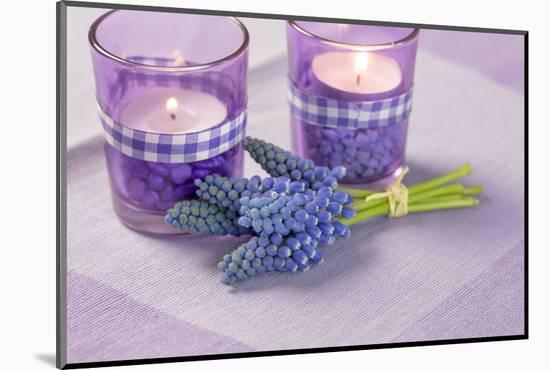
[337,163,483,225]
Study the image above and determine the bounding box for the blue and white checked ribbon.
[288,81,413,129]
[98,104,246,164]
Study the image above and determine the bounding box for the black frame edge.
[523,32,529,338]
[57,1,68,369]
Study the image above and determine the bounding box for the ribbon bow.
[365,166,410,218]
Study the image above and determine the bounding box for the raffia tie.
[365,166,410,218]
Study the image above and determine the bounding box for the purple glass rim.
[88,10,250,72]
[287,20,419,51]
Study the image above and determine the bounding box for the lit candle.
[170,49,186,66]
[119,87,228,134]
[312,51,402,95]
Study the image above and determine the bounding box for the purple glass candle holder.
[89,10,249,234]
[287,21,419,185]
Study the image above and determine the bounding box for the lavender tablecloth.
[66,16,525,363]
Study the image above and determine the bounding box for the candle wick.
[356,73,361,86]
[170,113,176,120]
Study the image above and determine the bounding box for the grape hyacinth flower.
[214,186,355,284]
[216,235,326,285]
[165,199,250,236]
[236,187,353,242]
[194,174,311,213]
[244,136,347,191]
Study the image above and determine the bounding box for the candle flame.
[166,97,178,120]
[354,53,369,72]
[171,49,186,66]
[166,97,178,111]
[354,53,369,86]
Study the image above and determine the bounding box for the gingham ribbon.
[288,80,413,129]
[97,56,246,164]
[98,104,246,164]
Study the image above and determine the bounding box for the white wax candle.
[312,51,402,94]
[119,87,228,134]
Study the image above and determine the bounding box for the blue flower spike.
[165,136,357,285]
[244,136,347,190]
[165,199,251,236]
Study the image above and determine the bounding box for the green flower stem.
[463,185,484,195]
[407,163,473,195]
[408,197,479,212]
[350,199,366,209]
[411,185,483,204]
[350,197,383,209]
[404,183,465,205]
[349,195,387,212]
[340,203,392,225]
[338,187,376,199]
[409,185,483,203]
[339,163,472,200]
[341,196,479,225]
[413,194,467,203]
[350,183,460,212]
